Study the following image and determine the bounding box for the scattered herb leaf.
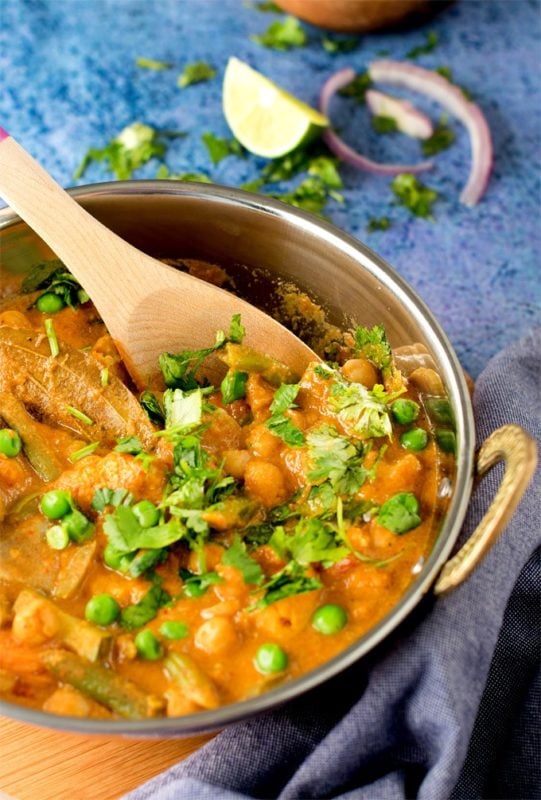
[421,120,456,156]
[338,71,372,103]
[406,31,439,60]
[251,15,307,50]
[92,487,134,513]
[391,173,439,219]
[177,61,216,88]
[322,35,359,54]
[120,578,172,629]
[367,216,392,233]
[377,492,421,533]
[202,132,244,165]
[251,560,321,608]
[156,164,213,183]
[372,115,399,134]
[136,57,172,71]
[222,534,264,584]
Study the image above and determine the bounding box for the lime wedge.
[223,57,328,159]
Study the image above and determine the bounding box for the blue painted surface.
[1,0,539,377]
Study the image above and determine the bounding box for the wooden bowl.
[273,0,430,32]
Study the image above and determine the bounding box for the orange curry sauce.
[0,267,454,720]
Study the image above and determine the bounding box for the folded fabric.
[126,328,541,800]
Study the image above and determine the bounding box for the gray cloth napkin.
[126,328,541,800]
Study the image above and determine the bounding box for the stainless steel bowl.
[0,181,534,736]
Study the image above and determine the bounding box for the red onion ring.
[365,89,434,140]
[319,68,434,176]
[369,60,493,206]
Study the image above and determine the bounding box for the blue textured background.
[1,0,539,378]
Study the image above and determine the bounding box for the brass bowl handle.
[434,424,537,595]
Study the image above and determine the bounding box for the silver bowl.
[0,181,534,736]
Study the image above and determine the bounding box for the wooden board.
[0,715,212,799]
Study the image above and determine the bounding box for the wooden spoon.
[0,128,316,387]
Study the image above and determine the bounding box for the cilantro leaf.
[322,35,359,54]
[330,380,393,439]
[21,260,65,293]
[307,156,343,189]
[22,261,89,308]
[354,325,392,372]
[367,216,392,233]
[180,568,224,597]
[177,61,216,88]
[136,57,172,70]
[139,391,165,426]
[103,505,185,553]
[377,492,421,533]
[391,173,439,220]
[270,519,349,566]
[228,313,246,344]
[74,123,181,181]
[372,115,399,135]
[202,132,243,165]
[92,488,133,513]
[269,383,300,416]
[266,414,305,446]
[268,176,333,216]
[307,424,369,495]
[222,534,264,585]
[406,31,439,60]
[163,388,203,431]
[252,561,321,608]
[251,15,307,50]
[120,579,171,629]
[114,436,145,455]
[421,121,456,156]
[338,71,372,103]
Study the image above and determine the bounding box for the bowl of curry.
[0,182,534,734]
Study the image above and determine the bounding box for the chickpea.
[0,310,31,329]
[222,449,250,479]
[195,616,238,655]
[246,424,282,459]
[341,358,379,388]
[245,375,274,417]
[244,457,288,508]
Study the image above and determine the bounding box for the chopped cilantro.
[269,383,300,415]
[354,325,392,372]
[135,57,172,70]
[221,371,248,404]
[307,425,369,495]
[377,492,421,533]
[270,519,349,566]
[251,15,307,50]
[322,35,359,54]
[391,173,439,220]
[103,505,184,553]
[372,115,399,134]
[307,156,343,189]
[266,414,306,447]
[222,534,264,585]
[202,132,243,165]
[120,579,171,629]
[180,568,224,598]
[266,383,305,446]
[406,31,439,59]
[177,61,216,88]
[251,561,321,609]
[163,388,203,431]
[422,120,456,156]
[74,122,183,181]
[268,176,332,216]
[435,65,474,100]
[159,316,243,390]
[139,391,165,426]
[92,488,133,513]
[367,216,392,233]
[22,261,89,308]
[330,380,393,439]
[114,436,145,455]
[338,71,372,103]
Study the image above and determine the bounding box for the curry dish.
[0,260,455,720]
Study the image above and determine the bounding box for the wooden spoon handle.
[0,129,166,324]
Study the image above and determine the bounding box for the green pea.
[85,594,120,626]
[254,643,288,675]
[46,524,70,550]
[0,428,22,458]
[132,500,160,528]
[391,398,420,425]
[159,620,188,640]
[103,545,136,574]
[436,428,456,454]
[134,629,163,660]
[40,489,72,520]
[400,427,428,452]
[64,509,94,543]
[36,293,65,314]
[311,604,348,635]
